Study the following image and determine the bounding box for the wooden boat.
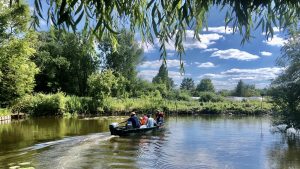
[109,123,162,136]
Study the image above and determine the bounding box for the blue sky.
[27,1,287,90]
[137,7,287,90]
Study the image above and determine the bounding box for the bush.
[12,92,100,116]
[198,92,224,102]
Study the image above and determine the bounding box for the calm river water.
[0,116,300,169]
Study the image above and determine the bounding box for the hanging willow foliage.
[11,0,300,64]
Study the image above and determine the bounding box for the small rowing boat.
[109,123,162,136]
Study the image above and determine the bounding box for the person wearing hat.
[127,112,141,129]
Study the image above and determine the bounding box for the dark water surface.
[0,116,300,169]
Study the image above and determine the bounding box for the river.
[0,115,299,169]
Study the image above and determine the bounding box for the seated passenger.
[127,112,140,128]
[156,111,164,126]
[146,114,157,128]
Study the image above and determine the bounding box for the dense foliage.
[0,2,38,107]
[271,32,300,129]
[180,78,195,91]
[234,80,261,97]
[196,78,215,93]
[26,0,300,62]
[34,30,100,96]
[152,64,174,90]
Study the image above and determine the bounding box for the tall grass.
[11,92,272,116]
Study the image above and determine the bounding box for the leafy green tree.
[152,63,173,90]
[28,0,299,61]
[99,30,143,96]
[0,1,30,42]
[100,30,143,82]
[235,80,245,97]
[34,30,100,96]
[271,32,300,129]
[87,70,127,100]
[196,78,215,93]
[180,78,195,91]
[234,80,260,97]
[0,2,38,106]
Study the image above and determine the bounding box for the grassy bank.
[10,93,272,116]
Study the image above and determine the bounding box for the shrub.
[198,92,224,102]
[12,93,101,116]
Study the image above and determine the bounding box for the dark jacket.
[128,115,141,128]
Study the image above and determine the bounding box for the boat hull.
[109,125,161,136]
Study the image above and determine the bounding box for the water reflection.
[0,115,300,169]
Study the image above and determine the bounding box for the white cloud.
[167,52,175,57]
[203,48,219,52]
[137,70,158,81]
[260,51,272,56]
[140,42,156,53]
[263,35,287,47]
[262,27,283,35]
[211,49,259,61]
[166,31,223,51]
[203,26,233,34]
[201,67,283,81]
[198,67,284,89]
[139,59,184,69]
[197,62,216,68]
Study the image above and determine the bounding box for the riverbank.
[7,93,272,117]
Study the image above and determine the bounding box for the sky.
[137,7,287,90]
[27,1,287,90]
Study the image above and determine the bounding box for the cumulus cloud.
[137,70,158,81]
[197,62,216,68]
[198,67,284,89]
[260,51,272,56]
[263,35,287,47]
[203,26,233,34]
[200,67,283,81]
[139,42,156,53]
[139,30,223,52]
[262,27,283,35]
[203,48,219,52]
[211,49,259,61]
[139,59,185,69]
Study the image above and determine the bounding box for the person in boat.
[146,114,157,128]
[139,116,147,128]
[156,111,164,126]
[142,114,148,125]
[127,112,140,129]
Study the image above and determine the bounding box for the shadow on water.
[1,115,300,169]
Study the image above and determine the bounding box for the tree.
[271,32,300,129]
[196,78,215,93]
[34,30,100,96]
[100,30,143,82]
[0,2,38,106]
[87,70,127,100]
[234,80,260,97]
[0,1,30,43]
[180,78,195,91]
[27,0,299,61]
[152,63,173,90]
[235,80,245,97]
